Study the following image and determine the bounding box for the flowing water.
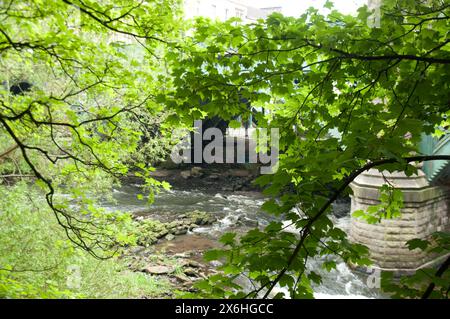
[103,182,386,299]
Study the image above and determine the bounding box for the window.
[235,8,244,19]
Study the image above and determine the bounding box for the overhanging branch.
[263,155,450,299]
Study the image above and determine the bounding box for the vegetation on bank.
[0,182,173,298]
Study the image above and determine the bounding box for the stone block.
[349,169,450,272]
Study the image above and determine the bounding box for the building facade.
[183,0,282,22]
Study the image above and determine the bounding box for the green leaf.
[219,233,236,246]
[406,239,429,251]
[228,120,242,129]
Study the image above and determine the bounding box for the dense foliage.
[0,0,180,256]
[0,0,181,297]
[0,0,449,298]
[163,0,450,298]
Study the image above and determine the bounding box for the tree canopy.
[0,0,449,298]
[0,0,181,256]
[163,0,450,298]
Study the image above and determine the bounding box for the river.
[103,182,386,299]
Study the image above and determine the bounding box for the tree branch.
[421,255,450,299]
[263,155,450,299]
[0,143,18,160]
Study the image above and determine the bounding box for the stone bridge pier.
[349,169,450,273]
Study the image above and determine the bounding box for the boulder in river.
[186,210,217,225]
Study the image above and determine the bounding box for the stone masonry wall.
[349,169,450,272]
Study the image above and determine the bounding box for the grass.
[0,182,173,299]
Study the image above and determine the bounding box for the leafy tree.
[1,0,449,299]
[0,0,181,257]
[164,0,450,298]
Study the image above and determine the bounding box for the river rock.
[144,265,174,275]
[165,234,175,241]
[157,229,169,238]
[197,272,208,279]
[128,258,148,271]
[187,260,202,268]
[132,211,218,247]
[137,234,158,246]
[183,282,197,290]
[331,201,350,218]
[222,185,234,191]
[228,169,251,177]
[170,220,184,228]
[190,166,203,177]
[174,227,188,235]
[241,218,258,227]
[183,267,198,276]
[209,260,222,267]
[174,274,191,283]
[128,246,146,255]
[187,211,216,225]
[180,170,191,179]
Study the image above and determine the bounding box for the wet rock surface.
[144,265,175,275]
[133,210,219,247]
[143,165,261,193]
[120,205,228,294]
[331,197,351,218]
[123,233,221,295]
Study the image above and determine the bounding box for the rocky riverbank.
[133,210,218,245]
[147,165,261,192]
[110,164,267,297]
[121,210,224,296]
